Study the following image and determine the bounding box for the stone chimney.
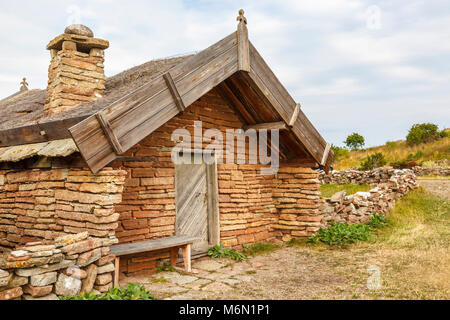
[44,24,109,114]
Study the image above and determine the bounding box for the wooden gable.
[69,13,333,173]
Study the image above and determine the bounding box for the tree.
[344,133,365,150]
[406,123,439,145]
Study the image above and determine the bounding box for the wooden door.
[175,162,212,255]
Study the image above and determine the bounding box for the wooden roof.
[0,12,333,173]
[69,16,333,173]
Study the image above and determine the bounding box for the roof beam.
[244,121,287,131]
[0,116,87,148]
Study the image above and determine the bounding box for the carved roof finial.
[20,77,29,91]
[237,9,247,25]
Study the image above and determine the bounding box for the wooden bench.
[110,235,200,286]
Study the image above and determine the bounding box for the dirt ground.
[120,180,450,300]
[121,247,399,300]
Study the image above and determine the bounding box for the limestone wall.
[0,167,126,249]
[318,167,404,185]
[320,169,418,225]
[412,166,449,176]
[0,232,116,300]
[272,167,322,242]
[0,167,126,299]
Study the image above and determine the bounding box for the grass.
[358,187,450,299]
[289,187,449,299]
[320,183,371,198]
[334,135,450,170]
[208,244,248,261]
[243,242,279,256]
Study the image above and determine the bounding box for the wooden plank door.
[175,162,210,255]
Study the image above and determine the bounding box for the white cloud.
[299,77,368,96]
[0,0,448,147]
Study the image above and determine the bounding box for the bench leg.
[181,244,192,273]
[114,257,120,287]
[170,247,179,268]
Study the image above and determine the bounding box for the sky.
[0,0,449,147]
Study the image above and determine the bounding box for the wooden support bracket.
[321,143,331,166]
[163,72,185,113]
[289,103,301,127]
[95,112,124,155]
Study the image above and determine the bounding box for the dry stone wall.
[0,232,117,300]
[318,167,405,185]
[272,167,322,241]
[412,166,449,177]
[320,169,418,225]
[0,167,126,299]
[0,167,126,249]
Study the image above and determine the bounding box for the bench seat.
[110,235,200,286]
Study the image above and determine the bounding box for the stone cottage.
[0,11,333,284]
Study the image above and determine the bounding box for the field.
[334,135,449,170]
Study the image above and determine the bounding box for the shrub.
[331,144,349,161]
[208,244,247,261]
[366,213,388,228]
[359,152,387,170]
[406,123,439,145]
[307,213,388,246]
[60,283,157,300]
[391,150,423,169]
[391,160,417,169]
[385,141,397,150]
[344,133,365,150]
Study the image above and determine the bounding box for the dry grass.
[334,135,450,170]
[417,176,450,180]
[288,187,450,299]
[351,187,450,299]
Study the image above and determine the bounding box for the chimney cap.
[64,24,94,38]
